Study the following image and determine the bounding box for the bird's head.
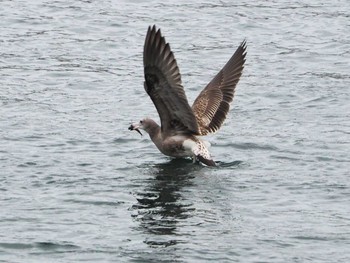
[128,118,158,136]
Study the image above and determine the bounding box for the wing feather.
[144,25,199,136]
[192,40,247,135]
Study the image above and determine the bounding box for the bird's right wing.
[192,41,247,135]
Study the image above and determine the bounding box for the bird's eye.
[140,120,143,124]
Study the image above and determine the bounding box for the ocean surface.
[1,0,349,262]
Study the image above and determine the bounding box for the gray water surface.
[1,0,350,262]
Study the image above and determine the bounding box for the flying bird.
[129,25,247,166]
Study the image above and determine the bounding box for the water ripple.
[1,0,350,262]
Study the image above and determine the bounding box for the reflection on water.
[1,0,349,261]
[216,160,243,168]
[131,159,201,247]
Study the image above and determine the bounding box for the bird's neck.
[147,122,161,142]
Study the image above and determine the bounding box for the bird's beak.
[128,124,142,136]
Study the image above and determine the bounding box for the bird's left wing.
[143,25,200,136]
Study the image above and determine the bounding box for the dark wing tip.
[150,24,157,30]
[240,39,248,62]
[144,25,162,66]
[148,25,158,35]
[241,39,247,49]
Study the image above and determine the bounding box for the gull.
[129,25,247,166]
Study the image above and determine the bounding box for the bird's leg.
[192,155,197,163]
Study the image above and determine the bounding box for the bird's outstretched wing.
[192,41,247,135]
[144,25,200,136]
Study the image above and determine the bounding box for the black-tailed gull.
[129,25,247,166]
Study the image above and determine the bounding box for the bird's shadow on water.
[130,158,242,249]
[130,159,204,248]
